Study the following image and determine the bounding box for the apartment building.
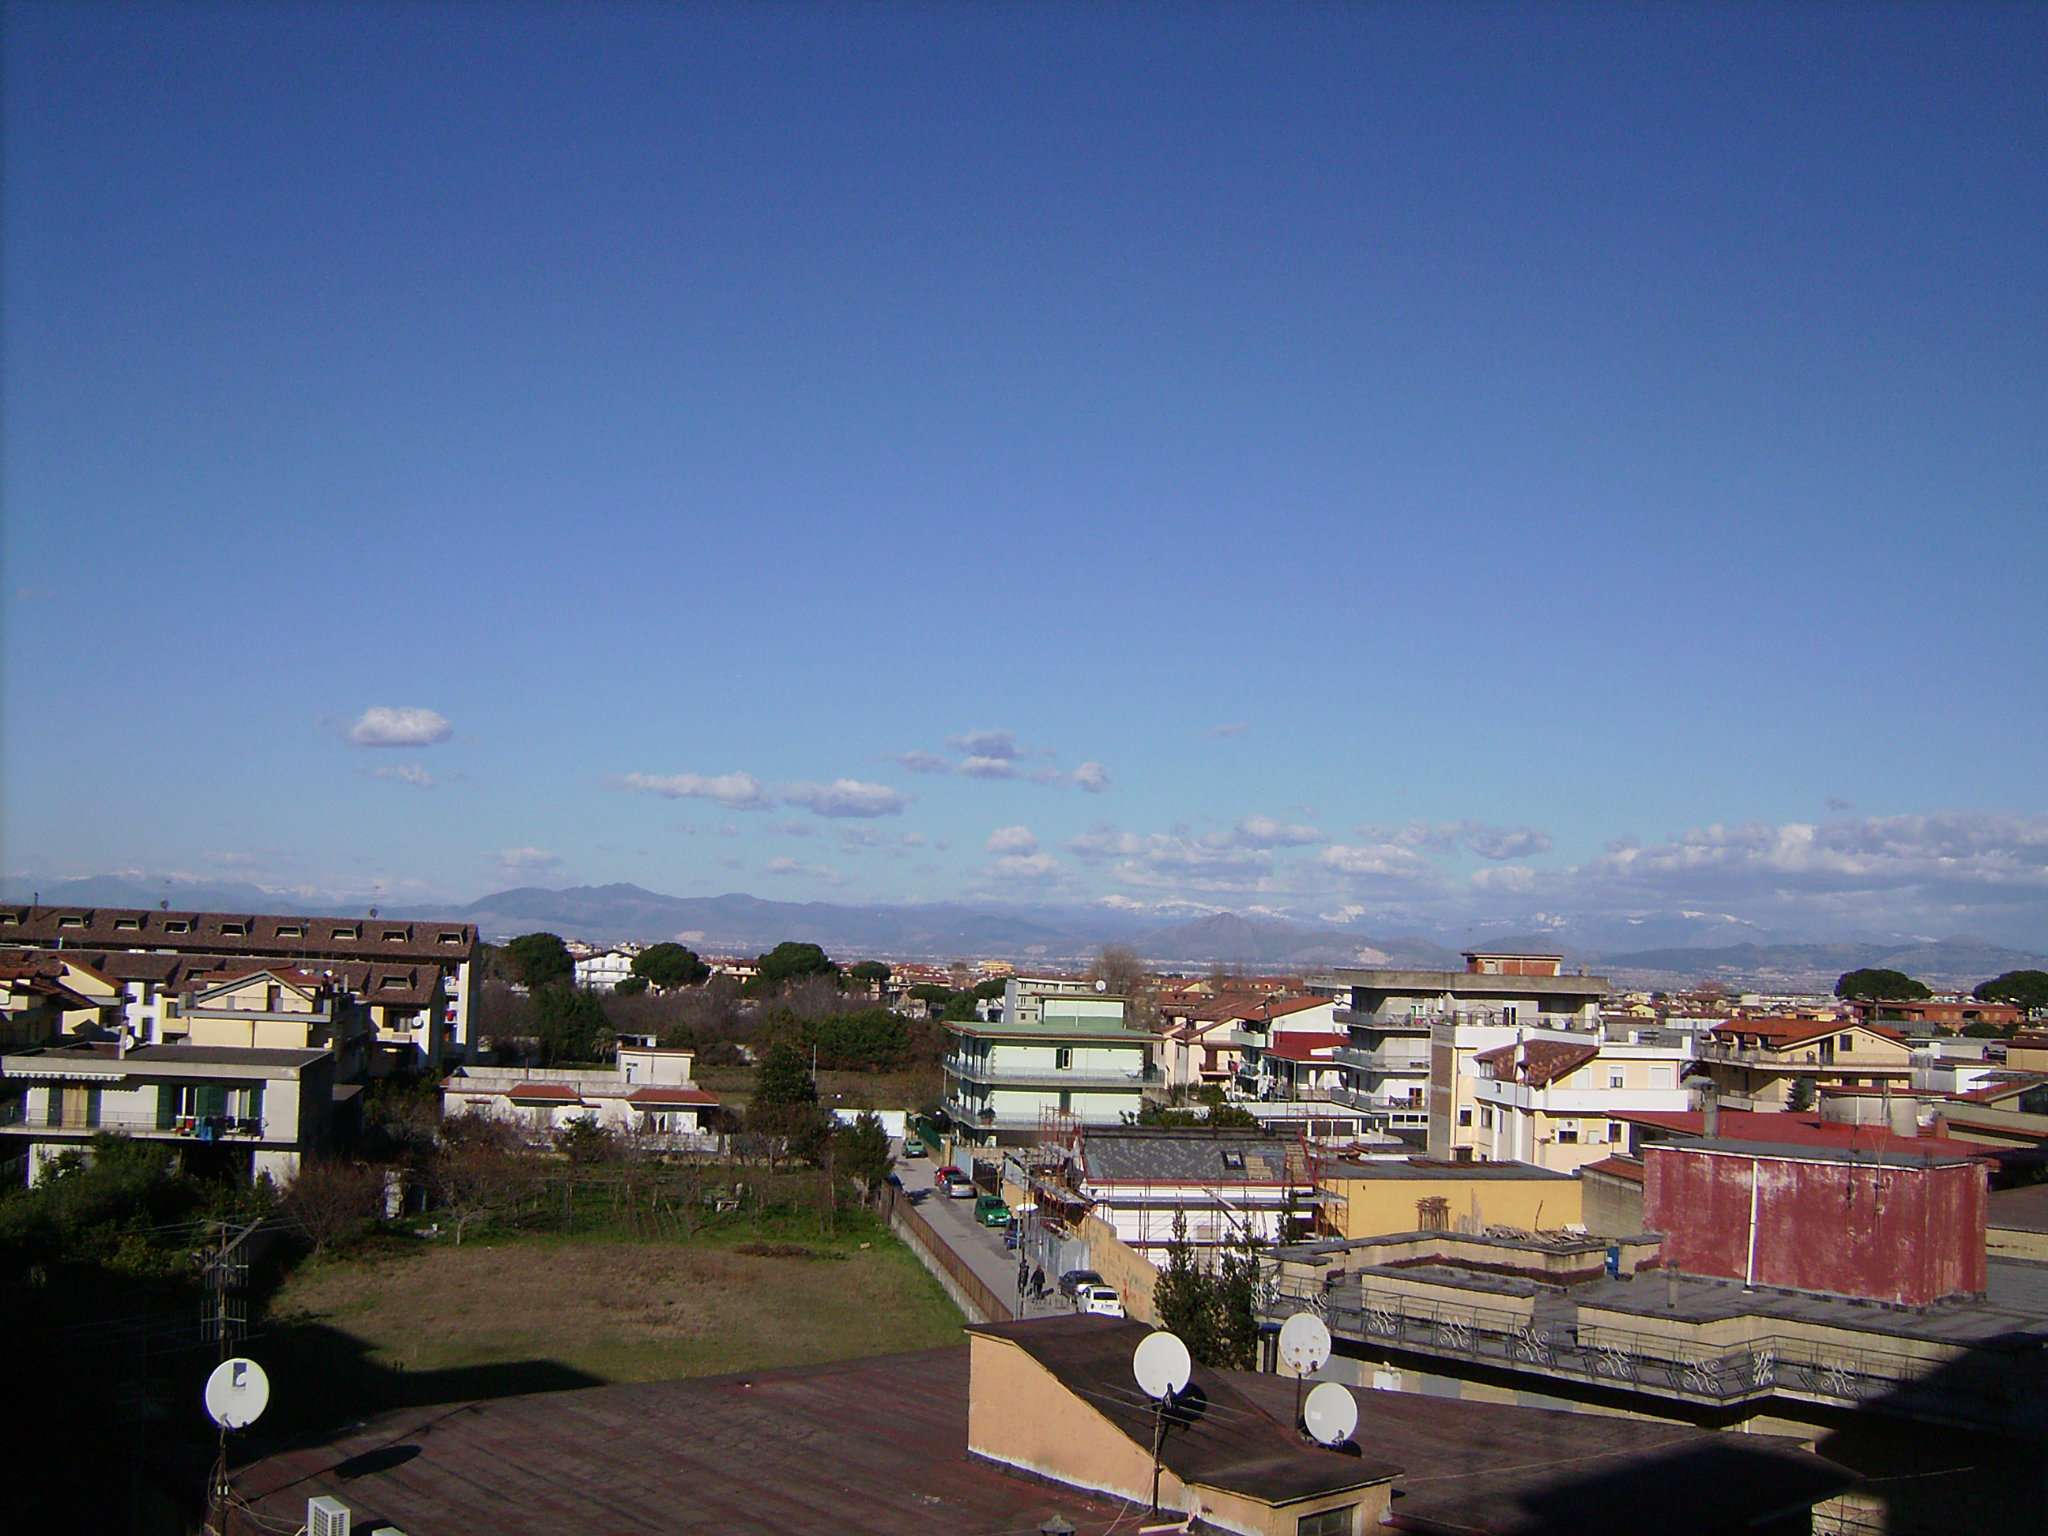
[1695,1016,1913,1109]
[1324,952,1609,1148]
[1470,1033,1694,1172]
[0,1036,338,1185]
[441,1044,717,1145]
[944,982,1155,1148]
[573,947,640,992]
[0,903,479,1059]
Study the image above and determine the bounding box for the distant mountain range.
[4,873,2041,990]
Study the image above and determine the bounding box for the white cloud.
[991,852,1059,879]
[986,825,1039,855]
[958,755,1020,780]
[1470,864,1539,894]
[783,778,910,818]
[1096,894,1150,912]
[370,763,434,789]
[1319,842,1438,881]
[1236,815,1321,848]
[1465,826,1553,860]
[619,770,772,810]
[1319,904,1369,924]
[947,729,1020,760]
[896,750,951,774]
[764,857,850,886]
[350,706,451,748]
[490,847,562,877]
[1072,761,1111,794]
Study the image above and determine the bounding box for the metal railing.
[0,1101,267,1139]
[943,1057,1158,1087]
[1333,1045,1431,1074]
[1263,1280,2042,1427]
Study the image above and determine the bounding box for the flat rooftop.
[1323,1157,1577,1182]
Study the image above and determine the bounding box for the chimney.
[1701,1083,1720,1138]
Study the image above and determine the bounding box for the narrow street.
[896,1144,1071,1318]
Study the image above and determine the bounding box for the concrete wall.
[1644,1145,1987,1304]
[1321,1172,1582,1240]
[1079,1210,1160,1324]
[1580,1166,1645,1237]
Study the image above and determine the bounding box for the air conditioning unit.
[307,1495,351,1536]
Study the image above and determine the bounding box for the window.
[58,916,84,929]
[277,924,304,938]
[1556,1121,1580,1143]
[1609,1072,1626,1089]
[383,929,406,942]
[1457,1108,1472,1127]
[1055,1046,1073,1070]
[165,920,190,934]
[265,985,281,1011]
[1479,1105,1494,1128]
[0,913,17,926]
[333,926,358,940]
[115,917,141,931]
[439,931,463,944]
[1839,1034,1855,1051]
[1221,1149,1246,1171]
[1608,1121,1623,1142]
[1298,1505,1357,1536]
[381,975,407,990]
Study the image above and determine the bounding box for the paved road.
[896,1145,1070,1318]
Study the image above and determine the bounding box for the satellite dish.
[1096,979,1108,993]
[1278,1311,1332,1375]
[1132,1330,1193,1400]
[1302,1381,1358,1446]
[204,1358,271,1430]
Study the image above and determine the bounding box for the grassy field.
[256,1211,963,1432]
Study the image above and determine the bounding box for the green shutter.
[197,1084,227,1118]
[247,1085,264,1127]
[157,1087,176,1129]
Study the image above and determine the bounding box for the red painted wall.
[1643,1145,1986,1305]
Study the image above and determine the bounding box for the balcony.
[1697,1042,1912,1073]
[0,1101,268,1140]
[943,1056,1158,1089]
[1333,1045,1430,1076]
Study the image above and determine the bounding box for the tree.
[505,932,574,990]
[836,1111,895,1196]
[748,1039,832,1165]
[1785,1076,1816,1112]
[431,1113,530,1245]
[754,1038,818,1107]
[553,1114,621,1165]
[283,1158,385,1257]
[1976,971,2048,1013]
[612,974,649,997]
[634,942,710,990]
[750,941,840,996]
[1213,1226,1264,1371]
[1151,1209,1221,1365]
[1835,968,1929,1002]
[1090,945,1157,1028]
[534,983,612,1064]
[848,960,892,988]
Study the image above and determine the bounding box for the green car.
[902,1133,926,1158]
[974,1193,1011,1228]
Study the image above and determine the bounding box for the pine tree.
[1151,1209,1221,1365]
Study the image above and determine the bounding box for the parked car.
[1078,1285,1124,1318]
[901,1133,926,1159]
[949,1172,976,1197]
[933,1164,963,1193]
[974,1193,1011,1228]
[1057,1268,1105,1299]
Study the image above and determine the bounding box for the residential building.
[573,947,640,992]
[0,903,480,1058]
[1695,1016,1913,1110]
[944,985,1156,1147]
[1244,1030,1350,1099]
[1313,1156,1581,1241]
[1044,1125,1315,1257]
[0,955,116,1044]
[439,1044,718,1146]
[1323,952,1608,1147]
[1851,996,2025,1033]
[0,1037,338,1185]
[1469,1032,1693,1172]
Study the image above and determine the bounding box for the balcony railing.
[1698,1042,1913,1072]
[1333,1045,1431,1075]
[1261,1280,2040,1429]
[943,1057,1158,1087]
[0,1101,268,1140]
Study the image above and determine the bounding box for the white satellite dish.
[1302,1380,1358,1446]
[1132,1330,1193,1400]
[204,1357,271,1431]
[1096,979,1108,993]
[1278,1311,1332,1375]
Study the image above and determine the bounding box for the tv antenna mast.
[1132,1330,1193,1515]
[203,1357,271,1533]
[1278,1310,1332,1432]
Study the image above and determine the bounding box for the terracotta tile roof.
[1263,1031,1349,1062]
[1713,1017,1906,1048]
[0,904,476,962]
[1615,1109,1982,1160]
[1951,1074,2048,1104]
[625,1086,718,1106]
[1246,994,1329,1023]
[1474,1039,1600,1087]
[502,1082,581,1102]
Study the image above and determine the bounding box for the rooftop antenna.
[203,1357,271,1531]
[1302,1380,1358,1448]
[1132,1330,1193,1515]
[1278,1311,1333,1433]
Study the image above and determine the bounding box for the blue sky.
[4,3,2044,943]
